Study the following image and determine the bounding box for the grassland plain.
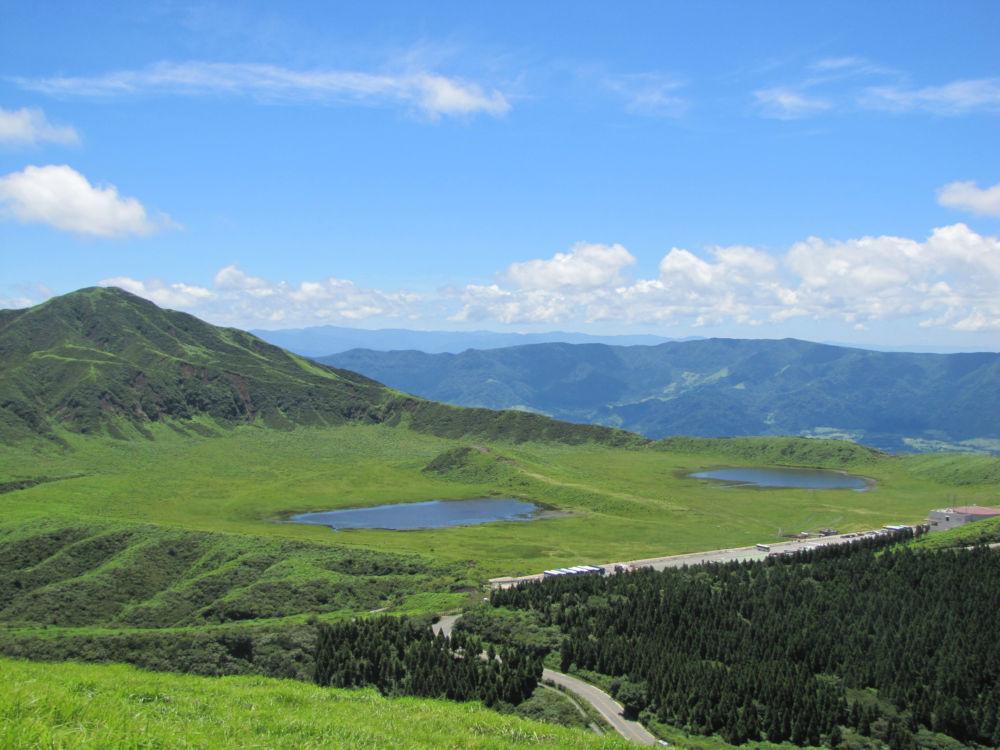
[0,658,632,749]
[2,425,998,579]
[2,429,997,748]
[3,288,995,579]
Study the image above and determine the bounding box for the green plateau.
[2,287,999,748]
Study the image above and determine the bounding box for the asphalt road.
[434,613,657,745]
[633,530,877,571]
[489,527,907,588]
[542,669,657,746]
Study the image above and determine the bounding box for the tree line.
[314,616,542,707]
[491,530,1000,747]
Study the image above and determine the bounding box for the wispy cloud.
[0,164,174,238]
[808,57,895,79]
[753,87,831,119]
[753,56,1000,120]
[938,180,1000,217]
[0,107,79,147]
[811,57,869,72]
[601,72,687,117]
[861,78,1000,115]
[16,61,511,119]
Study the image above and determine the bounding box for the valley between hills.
[2,287,999,749]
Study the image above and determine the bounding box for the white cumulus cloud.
[91,223,1000,335]
[18,61,510,119]
[101,277,214,308]
[937,180,1000,217]
[213,265,274,295]
[505,242,636,291]
[101,265,424,326]
[458,226,1000,331]
[0,164,171,237]
[452,284,577,325]
[614,245,784,326]
[0,107,79,146]
[785,223,1000,329]
[455,242,782,326]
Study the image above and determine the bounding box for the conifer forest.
[491,532,1000,747]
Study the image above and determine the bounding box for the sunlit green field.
[3,424,996,579]
[0,657,628,750]
[2,425,998,747]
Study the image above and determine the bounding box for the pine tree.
[826,724,843,749]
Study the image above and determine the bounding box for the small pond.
[689,467,871,491]
[290,498,540,530]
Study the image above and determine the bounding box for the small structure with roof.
[927,505,1000,532]
[542,565,604,578]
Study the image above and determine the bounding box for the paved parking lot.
[489,528,903,589]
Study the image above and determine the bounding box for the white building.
[927,505,1000,531]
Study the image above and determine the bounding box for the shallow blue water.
[690,467,870,490]
[290,498,540,530]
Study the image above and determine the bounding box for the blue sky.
[1,1,999,349]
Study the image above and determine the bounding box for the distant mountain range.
[250,324,990,357]
[7,290,997,453]
[322,339,1000,453]
[250,325,686,356]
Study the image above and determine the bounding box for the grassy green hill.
[322,339,1000,452]
[0,521,459,631]
[0,658,627,749]
[0,287,640,447]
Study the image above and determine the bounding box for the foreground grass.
[0,658,627,750]
[2,424,997,580]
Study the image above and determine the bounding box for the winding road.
[432,614,656,745]
[542,669,656,745]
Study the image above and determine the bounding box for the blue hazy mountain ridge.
[321,339,1000,452]
[250,325,684,356]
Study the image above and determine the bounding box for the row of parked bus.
[542,565,605,578]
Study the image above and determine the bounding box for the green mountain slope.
[0,288,640,447]
[322,340,1000,451]
[0,521,454,632]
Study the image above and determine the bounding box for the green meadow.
[3,415,997,747]
[3,423,996,580]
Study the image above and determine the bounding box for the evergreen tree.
[488,529,1000,747]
